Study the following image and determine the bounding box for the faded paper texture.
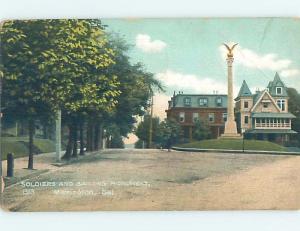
[0,18,300,211]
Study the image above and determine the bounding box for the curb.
[172,146,300,156]
[51,150,102,167]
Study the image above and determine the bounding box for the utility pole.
[55,109,62,162]
[148,89,153,148]
[140,115,145,149]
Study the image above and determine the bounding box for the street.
[1,149,300,211]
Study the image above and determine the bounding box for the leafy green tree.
[1,20,56,169]
[135,115,161,148]
[157,118,181,150]
[134,139,145,149]
[103,34,163,141]
[192,118,212,141]
[1,19,121,166]
[287,88,300,146]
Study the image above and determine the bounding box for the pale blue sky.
[103,18,300,97]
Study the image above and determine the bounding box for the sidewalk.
[2,150,101,188]
[172,146,300,155]
[2,152,59,188]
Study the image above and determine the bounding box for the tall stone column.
[221,43,241,138]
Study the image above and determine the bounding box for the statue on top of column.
[223,43,238,57]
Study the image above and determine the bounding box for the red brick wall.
[165,107,227,139]
[166,107,226,125]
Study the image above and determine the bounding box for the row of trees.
[1,19,162,169]
[135,116,181,149]
[135,116,211,149]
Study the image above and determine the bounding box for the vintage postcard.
[0,18,300,211]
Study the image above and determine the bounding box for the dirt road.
[1,149,299,211]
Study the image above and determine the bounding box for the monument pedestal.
[221,121,242,139]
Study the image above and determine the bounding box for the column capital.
[226,57,234,66]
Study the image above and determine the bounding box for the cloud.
[280,69,300,78]
[219,44,292,71]
[155,69,239,94]
[136,34,166,53]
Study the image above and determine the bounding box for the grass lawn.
[1,137,56,160]
[177,139,287,152]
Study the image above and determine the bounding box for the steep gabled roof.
[251,89,281,113]
[237,80,252,98]
[273,72,285,86]
[268,72,288,97]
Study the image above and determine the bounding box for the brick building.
[165,93,228,141]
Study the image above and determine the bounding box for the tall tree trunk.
[72,121,78,157]
[99,123,104,149]
[43,125,47,139]
[28,119,35,169]
[86,120,93,152]
[79,121,85,155]
[94,123,100,151]
[86,121,91,151]
[62,124,73,160]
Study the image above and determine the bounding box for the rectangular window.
[199,98,208,106]
[184,97,191,106]
[276,87,282,95]
[208,113,215,123]
[244,101,249,109]
[222,113,227,122]
[179,112,185,122]
[244,116,249,124]
[282,101,286,111]
[277,99,286,111]
[192,113,199,122]
[263,102,268,108]
[216,97,222,107]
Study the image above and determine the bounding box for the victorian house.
[165,92,228,141]
[235,73,297,142]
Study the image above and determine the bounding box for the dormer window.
[276,87,282,95]
[199,98,208,106]
[184,97,191,106]
[216,97,222,107]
